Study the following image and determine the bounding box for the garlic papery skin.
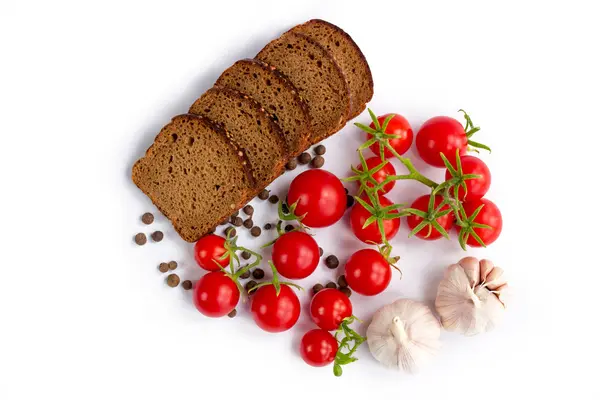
[435,257,508,336]
[367,299,441,373]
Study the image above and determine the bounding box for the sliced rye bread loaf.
[256,31,350,144]
[132,114,256,242]
[290,19,373,120]
[189,86,287,188]
[216,58,311,157]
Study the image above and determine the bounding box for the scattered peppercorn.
[245,280,258,293]
[228,309,237,318]
[337,275,348,288]
[264,223,273,230]
[241,251,251,260]
[252,268,265,279]
[284,224,294,232]
[258,189,270,200]
[281,202,289,214]
[151,231,164,242]
[344,187,349,194]
[340,287,352,297]
[325,255,339,269]
[239,268,251,279]
[298,152,311,164]
[158,263,169,273]
[167,274,180,287]
[319,247,324,257]
[219,219,228,226]
[168,261,177,270]
[346,195,355,208]
[325,281,337,289]
[313,283,324,294]
[141,212,154,225]
[243,218,254,229]
[134,233,147,246]
[243,205,254,215]
[224,227,237,237]
[314,144,326,155]
[311,155,325,168]
[182,280,193,290]
[231,210,239,218]
[250,226,261,237]
[285,159,297,170]
[268,194,279,204]
[231,216,243,227]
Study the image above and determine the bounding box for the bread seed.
[325,255,339,269]
[313,283,324,294]
[134,233,147,246]
[258,189,270,200]
[340,287,352,297]
[264,223,273,230]
[231,216,243,227]
[311,155,324,168]
[168,261,178,270]
[286,159,297,170]
[158,263,169,273]
[314,144,326,155]
[252,268,265,279]
[298,152,311,164]
[167,274,180,287]
[337,275,348,288]
[182,280,193,290]
[325,281,337,289]
[151,231,164,242]
[241,251,251,260]
[225,227,237,237]
[268,195,279,204]
[243,218,254,229]
[250,226,261,237]
[243,205,254,215]
[141,212,154,225]
[245,280,258,293]
[284,224,294,232]
[228,309,237,318]
[319,247,324,257]
[346,195,355,208]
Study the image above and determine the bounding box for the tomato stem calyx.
[458,109,491,153]
[333,315,366,377]
[355,109,402,161]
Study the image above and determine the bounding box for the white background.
[1,1,599,399]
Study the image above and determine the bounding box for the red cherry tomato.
[355,156,396,193]
[310,288,352,331]
[344,249,392,296]
[287,170,346,228]
[367,113,413,158]
[250,285,301,333]
[300,329,339,367]
[272,231,319,279]
[350,194,400,244]
[445,155,491,202]
[194,234,228,271]
[406,195,454,241]
[460,198,503,247]
[193,272,239,317]
[416,116,467,167]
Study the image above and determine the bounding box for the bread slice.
[216,58,311,157]
[189,86,287,187]
[256,31,350,144]
[132,114,256,242]
[290,19,374,120]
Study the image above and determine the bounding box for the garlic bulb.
[367,299,441,373]
[435,257,508,336]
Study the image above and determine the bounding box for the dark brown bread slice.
[256,31,350,144]
[290,19,374,120]
[216,58,311,157]
[132,114,256,242]
[189,86,287,188]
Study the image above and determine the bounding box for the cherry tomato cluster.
[188,108,502,378]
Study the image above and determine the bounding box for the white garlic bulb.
[367,299,441,373]
[435,257,508,336]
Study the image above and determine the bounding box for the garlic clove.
[459,256,480,287]
[485,267,507,290]
[492,283,509,307]
[479,259,495,282]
